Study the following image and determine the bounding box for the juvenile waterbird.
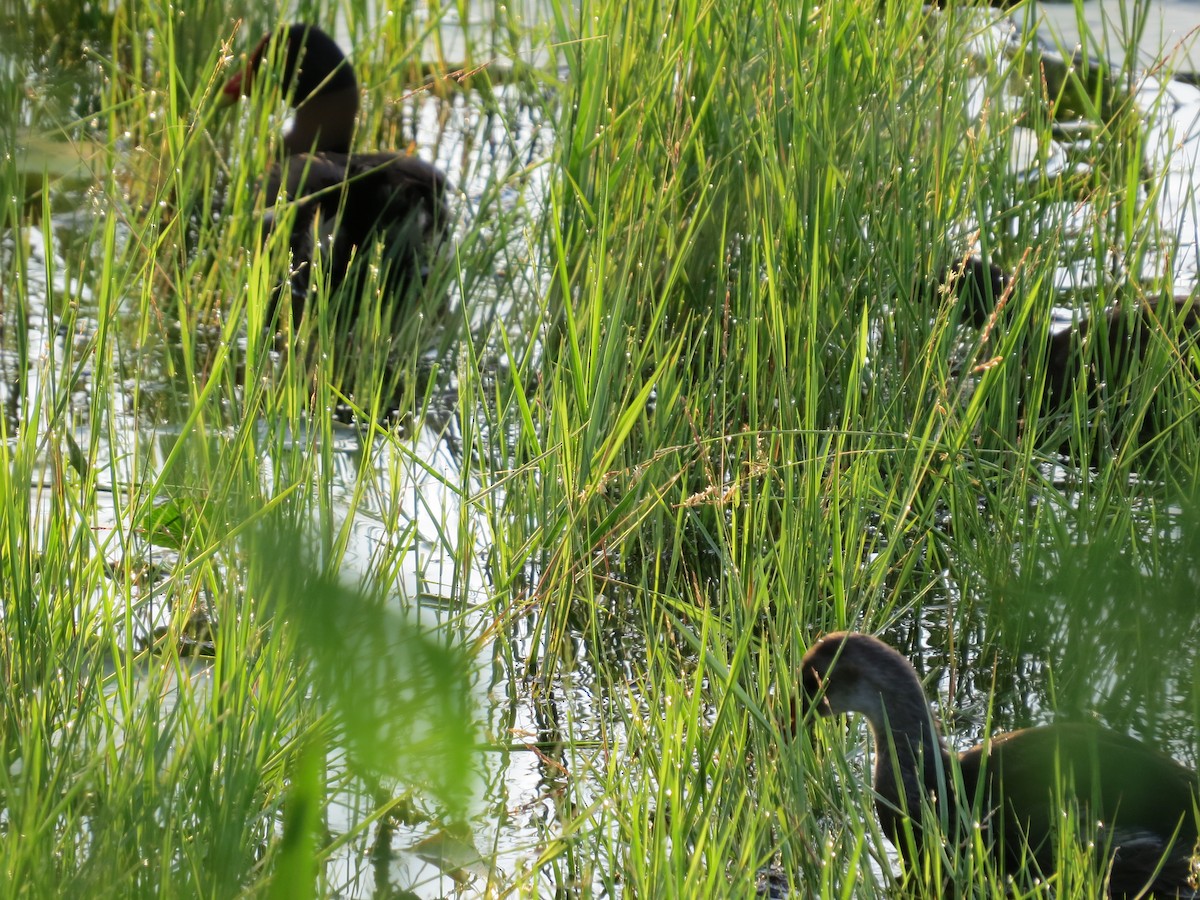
[799,632,1199,897]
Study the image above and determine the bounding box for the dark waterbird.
[934,255,1011,329]
[799,632,1200,897]
[933,257,1200,454]
[221,23,448,329]
[1042,293,1200,412]
[936,257,1200,377]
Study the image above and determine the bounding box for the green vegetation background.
[2,0,1199,895]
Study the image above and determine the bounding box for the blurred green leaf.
[268,735,322,900]
[134,498,191,550]
[255,525,477,817]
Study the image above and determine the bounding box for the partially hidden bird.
[799,631,1199,898]
[221,23,448,329]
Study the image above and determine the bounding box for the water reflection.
[10,3,1200,897]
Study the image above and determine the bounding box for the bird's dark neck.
[864,667,954,846]
[285,84,359,155]
[269,25,360,155]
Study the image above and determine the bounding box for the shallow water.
[1038,0,1200,74]
[7,3,1200,897]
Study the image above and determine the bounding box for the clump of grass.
[0,0,509,895]
[475,0,1200,893]
[4,0,1200,895]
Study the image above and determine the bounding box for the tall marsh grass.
[2,0,1199,895]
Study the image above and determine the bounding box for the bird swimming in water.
[798,631,1199,897]
[221,23,448,330]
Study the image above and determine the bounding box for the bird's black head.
[222,24,356,106]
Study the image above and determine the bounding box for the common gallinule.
[935,255,1011,328]
[221,23,448,329]
[1043,294,1200,410]
[928,258,1200,455]
[799,632,1199,897]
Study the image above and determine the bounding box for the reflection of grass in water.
[481,0,1200,894]
[1,0,516,895]
[3,0,1200,895]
